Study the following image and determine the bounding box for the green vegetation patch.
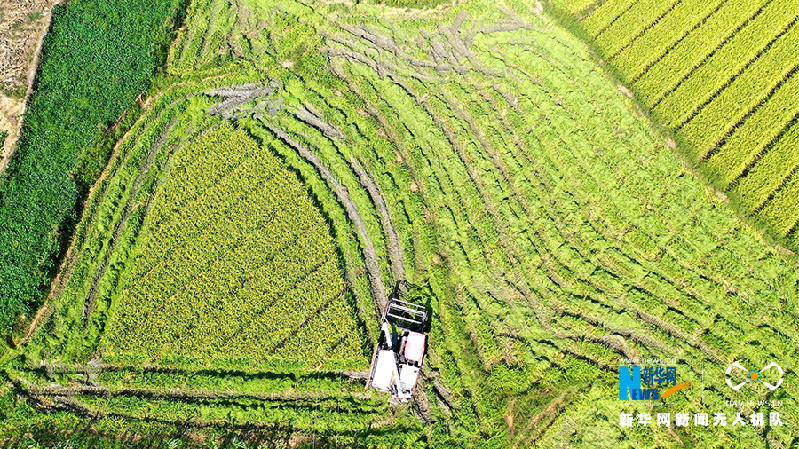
[0,0,184,330]
[7,0,798,446]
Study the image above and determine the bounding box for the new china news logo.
[618,359,788,429]
[619,364,691,400]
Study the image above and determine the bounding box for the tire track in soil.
[81,118,178,325]
[291,103,406,281]
[349,157,406,282]
[263,123,389,314]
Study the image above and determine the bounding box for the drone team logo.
[725,361,783,391]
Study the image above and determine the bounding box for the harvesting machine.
[367,282,429,404]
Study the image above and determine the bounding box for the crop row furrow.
[440,88,604,330]
[170,0,214,74]
[613,0,729,82]
[274,95,397,288]
[596,0,683,59]
[330,75,435,277]
[430,88,533,268]
[729,120,798,213]
[199,0,233,66]
[704,72,799,185]
[426,118,576,321]
[363,77,494,262]
[676,27,798,151]
[634,0,778,107]
[582,0,638,38]
[654,9,797,124]
[476,110,633,312]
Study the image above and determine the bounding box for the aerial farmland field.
[550,0,799,248]
[0,0,795,448]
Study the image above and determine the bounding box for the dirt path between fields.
[0,0,61,175]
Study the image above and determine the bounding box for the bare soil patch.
[0,0,60,173]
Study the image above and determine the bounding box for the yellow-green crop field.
[1,0,796,447]
[550,0,799,248]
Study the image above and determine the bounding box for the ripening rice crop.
[101,122,367,369]
[552,0,799,247]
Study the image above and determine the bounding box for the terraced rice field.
[30,84,367,371]
[9,0,798,446]
[550,0,799,248]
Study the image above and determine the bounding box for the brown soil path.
[0,0,60,174]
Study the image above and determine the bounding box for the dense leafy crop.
[0,0,183,329]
